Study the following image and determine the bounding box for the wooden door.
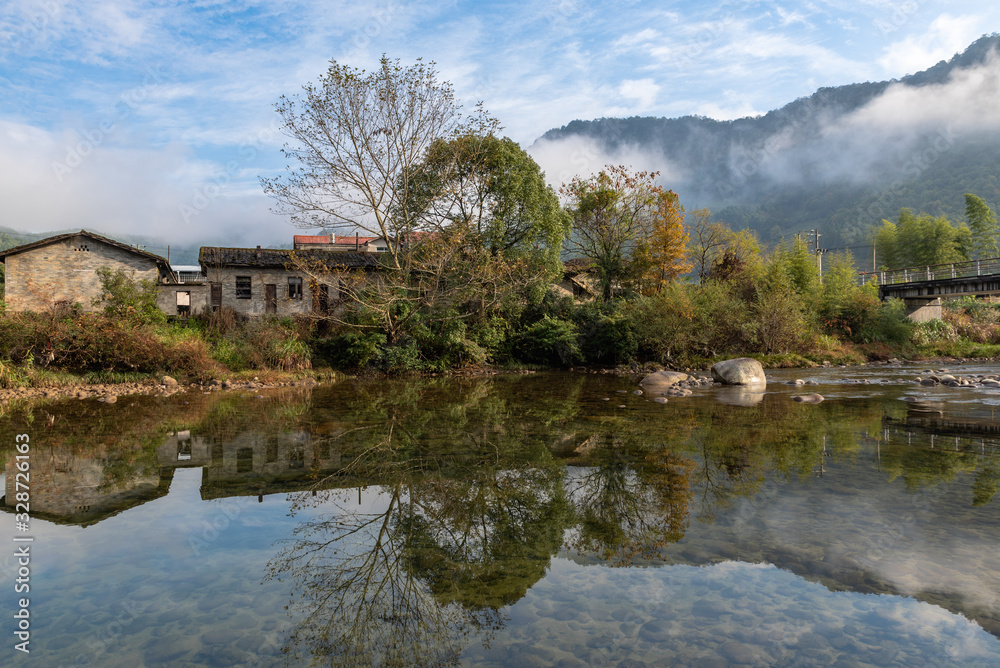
[265,284,277,314]
[210,283,222,311]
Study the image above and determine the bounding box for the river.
[2,364,999,666]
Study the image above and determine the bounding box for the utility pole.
[808,229,825,283]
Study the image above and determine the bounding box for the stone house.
[198,246,381,316]
[0,230,173,313]
[551,258,599,301]
[157,264,211,317]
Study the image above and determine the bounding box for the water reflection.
[1,370,999,664]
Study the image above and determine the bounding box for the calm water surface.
[2,364,1000,667]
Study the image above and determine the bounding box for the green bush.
[574,302,637,365]
[92,266,165,324]
[515,316,582,366]
[211,317,311,371]
[312,330,388,371]
[857,298,914,345]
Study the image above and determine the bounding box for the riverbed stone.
[711,358,766,386]
[639,370,690,391]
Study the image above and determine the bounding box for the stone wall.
[157,283,211,317]
[206,267,335,316]
[4,235,162,313]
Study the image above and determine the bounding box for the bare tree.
[261,56,497,272]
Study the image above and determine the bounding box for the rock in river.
[639,370,690,391]
[711,358,766,386]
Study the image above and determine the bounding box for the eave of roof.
[198,247,383,269]
[0,230,170,267]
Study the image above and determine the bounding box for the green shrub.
[311,330,387,370]
[516,316,582,366]
[857,298,914,345]
[92,266,165,324]
[574,302,637,365]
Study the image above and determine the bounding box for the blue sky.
[1,0,998,247]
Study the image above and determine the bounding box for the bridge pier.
[903,297,942,322]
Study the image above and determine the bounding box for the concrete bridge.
[860,258,1000,321]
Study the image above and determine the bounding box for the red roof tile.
[293,235,331,244]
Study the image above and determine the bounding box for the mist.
[0,119,290,250]
[527,47,1000,212]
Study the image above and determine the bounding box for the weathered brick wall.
[206,267,328,316]
[4,235,162,312]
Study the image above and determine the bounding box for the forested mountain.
[534,34,1000,269]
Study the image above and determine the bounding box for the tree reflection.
[265,416,572,666]
[565,441,694,564]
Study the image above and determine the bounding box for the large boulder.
[639,370,690,391]
[711,358,766,386]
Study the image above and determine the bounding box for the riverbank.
[3,352,997,408]
[0,371,330,406]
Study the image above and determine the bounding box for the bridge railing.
[858,257,1000,286]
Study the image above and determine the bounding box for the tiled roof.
[332,235,379,244]
[563,257,594,273]
[198,247,383,269]
[293,235,331,244]
[0,230,170,268]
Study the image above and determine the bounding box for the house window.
[288,276,303,299]
[236,276,251,299]
[176,291,191,317]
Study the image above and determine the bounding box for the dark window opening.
[236,276,251,299]
[288,276,303,299]
[236,447,254,473]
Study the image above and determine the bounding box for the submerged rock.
[792,393,824,404]
[711,358,767,386]
[639,370,690,390]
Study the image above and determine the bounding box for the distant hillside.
[534,33,1000,269]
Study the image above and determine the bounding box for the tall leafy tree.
[875,209,971,268]
[402,134,571,281]
[965,193,999,259]
[562,166,683,300]
[632,189,693,293]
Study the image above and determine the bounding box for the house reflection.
[3,441,171,527]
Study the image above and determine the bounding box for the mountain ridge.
[533,33,1000,267]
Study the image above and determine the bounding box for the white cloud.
[617,79,659,110]
[0,119,285,247]
[527,135,685,192]
[878,14,983,75]
[694,90,765,120]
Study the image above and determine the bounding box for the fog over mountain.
[530,34,1000,265]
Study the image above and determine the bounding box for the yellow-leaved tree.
[632,189,692,293]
